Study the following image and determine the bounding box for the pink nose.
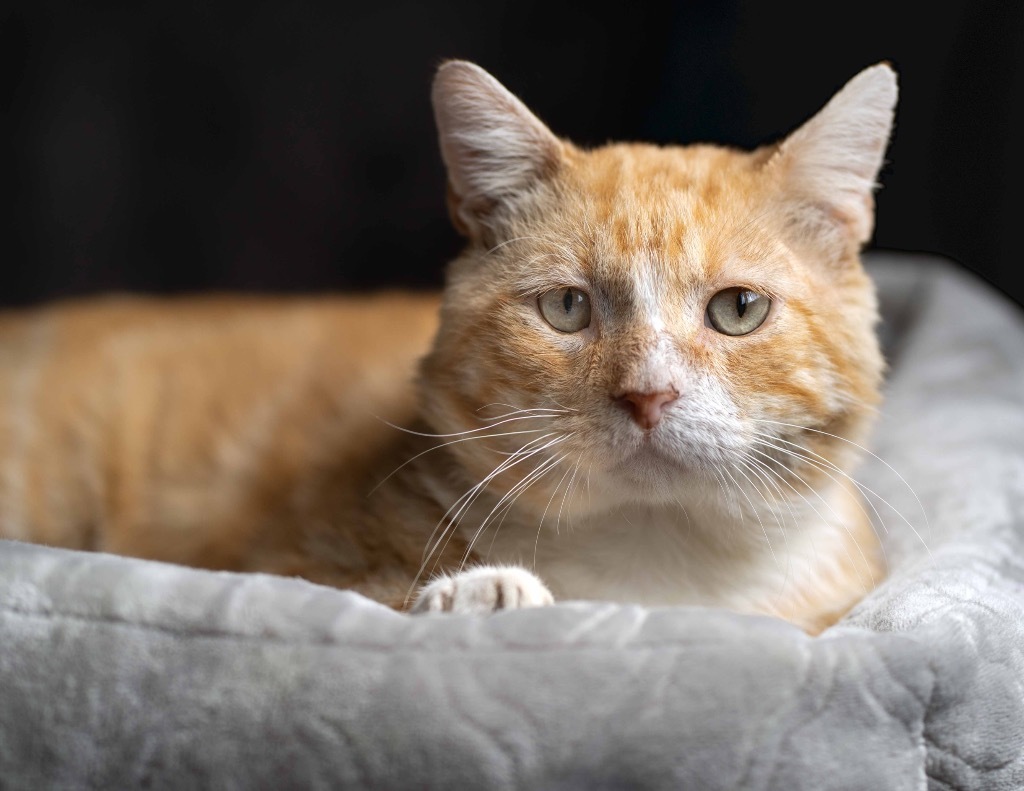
[615,389,679,430]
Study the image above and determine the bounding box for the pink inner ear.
[431,61,564,238]
[766,64,896,249]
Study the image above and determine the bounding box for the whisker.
[750,434,924,566]
[430,433,571,566]
[536,457,578,539]
[475,401,574,415]
[483,454,565,563]
[417,432,559,566]
[749,439,893,568]
[405,432,568,607]
[724,462,779,570]
[750,432,889,531]
[735,456,795,538]
[556,457,583,536]
[369,426,552,496]
[472,410,570,423]
[424,431,578,598]
[718,465,748,525]
[709,466,731,501]
[751,418,932,550]
[740,453,811,565]
[669,494,693,535]
[464,452,565,570]
[461,451,569,571]
[378,412,558,440]
[545,397,578,413]
[567,453,589,535]
[733,456,794,606]
[483,453,567,563]
[750,431,926,559]
[742,446,872,590]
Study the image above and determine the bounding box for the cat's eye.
[538,287,592,333]
[706,287,771,336]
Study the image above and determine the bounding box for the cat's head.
[419,60,895,513]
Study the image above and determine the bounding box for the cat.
[0,59,897,634]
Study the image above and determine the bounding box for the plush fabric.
[1,252,1022,790]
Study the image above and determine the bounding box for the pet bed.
[1,252,1022,790]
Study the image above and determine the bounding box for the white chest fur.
[480,483,865,616]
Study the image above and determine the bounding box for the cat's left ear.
[431,60,565,239]
[767,63,898,248]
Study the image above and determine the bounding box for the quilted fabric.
[1,253,1022,790]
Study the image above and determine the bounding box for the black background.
[3,1,1022,309]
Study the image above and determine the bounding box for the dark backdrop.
[3,1,1023,308]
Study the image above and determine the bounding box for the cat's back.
[0,290,440,364]
[0,291,441,558]
[0,291,441,425]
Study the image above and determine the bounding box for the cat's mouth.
[614,438,694,482]
[608,424,732,490]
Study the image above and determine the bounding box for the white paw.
[410,566,554,614]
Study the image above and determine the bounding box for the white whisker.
[462,450,570,570]
[568,453,589,534]
[428,433,571,569]
[404,431,566,607]
[724,461,779,570]
[736,457,794,542]
[378,411,559,440]
[742,445,872,589]
[750,431,929,563]
[751,418,932,551]
[484,453,567,563]
[369,426,552,496]
[750,434,925,569]
[475,402,574,418]
[556,457,583,535]
[751,431,890,533]
[415,431,560,571]
[539,461,577,537]
[748,440,893,574]
[734,454,801,600]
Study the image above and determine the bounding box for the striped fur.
[0,61,898,632]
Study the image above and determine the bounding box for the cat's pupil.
[562,289,574,313]
[736,291,747,317]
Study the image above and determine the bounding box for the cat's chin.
[609,443,709,501]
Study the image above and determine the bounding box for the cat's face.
[420,62,894,514]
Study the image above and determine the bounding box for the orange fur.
[0,60,898,631]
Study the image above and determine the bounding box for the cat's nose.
[614,389,679,430]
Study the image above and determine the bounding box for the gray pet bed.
[1,252,1022,790]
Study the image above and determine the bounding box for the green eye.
[707,287,771,336]
[538,287,592,333]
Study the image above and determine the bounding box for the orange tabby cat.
[0,59,896,633]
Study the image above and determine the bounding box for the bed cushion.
[1,252,1022,790]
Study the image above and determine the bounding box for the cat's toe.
[410,566,554,614]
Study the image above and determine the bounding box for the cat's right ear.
[766,63,898,251]
[431,60,565,239]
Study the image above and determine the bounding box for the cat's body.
[0,60,897,633]
[0,293,442,605]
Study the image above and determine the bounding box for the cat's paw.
[410,565,554,614]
